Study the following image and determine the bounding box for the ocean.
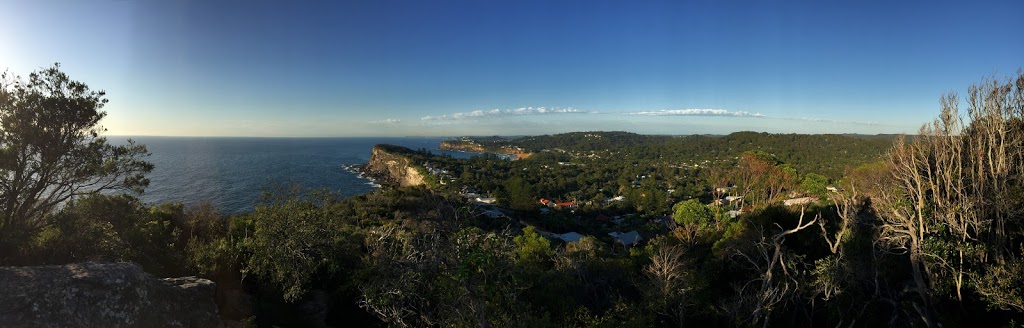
[110,137,473,214]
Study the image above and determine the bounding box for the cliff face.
[0,262,221,328]
[364,145,426,187]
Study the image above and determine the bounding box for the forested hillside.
[455,131,894,179]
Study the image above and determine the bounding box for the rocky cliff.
[0,262,221,328]
[363,144,426,187]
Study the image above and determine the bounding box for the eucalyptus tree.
[867,71,1024,326]
[0,64,152,258]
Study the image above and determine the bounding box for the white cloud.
[622,109,887,126]
[420,107,587,121]
[369,118,401,124]
[627,108,765,117]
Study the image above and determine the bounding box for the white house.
[475,197,497,204]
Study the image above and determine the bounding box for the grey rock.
[0,262,221,328]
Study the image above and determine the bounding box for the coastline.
[342,164,383,189]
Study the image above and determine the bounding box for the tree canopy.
[0,64,152,260]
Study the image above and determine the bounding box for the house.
[826,186,839,192]
[609,230,642,247]
[726,210,743,218]
[725,195,743,203]
[475,197,497,204]
[535,229,558,239]
[557,232,585,243]
[784,197,819,207]
[539,198,553,206]
[612,216,626,225]
[481,209,506,219]
[556,201,576,208]
[607,196,626,203]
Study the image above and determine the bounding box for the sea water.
[110,137,477,214]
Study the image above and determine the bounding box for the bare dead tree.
[733,206,818,328]
[870,134,941,327]
[964,72,1024,262]
[820,176,861,255]
[864,71,1024,326]
[645,243,690,328]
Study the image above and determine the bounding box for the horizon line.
[104,130,909,139]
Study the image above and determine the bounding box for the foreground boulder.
[0,262,220,328]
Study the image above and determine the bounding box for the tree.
[643,238,692,328]
[362,223,532,327]
[514,225,555,270]
[504,176,536,211]
[864,71,1024,326]
[800,173,829,199]
[0,64,152,258]
[672,199,714,242]
[238,191,354,302]
[731,207,818,328]
[731,151,796,208]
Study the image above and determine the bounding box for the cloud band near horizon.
[420,107,586,120]
[626,108,765,117]
[413,106,888,128]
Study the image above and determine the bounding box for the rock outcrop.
[363,144,427,187]
[0,262,221,328]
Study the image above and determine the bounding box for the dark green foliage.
[449,131,892,180]
[36,195,159,266]
[800,173,829,198]
[236,190,360,302]
[672,199,714,241]
[514,225,555,269]
[505,176,537,211]
[0,64,153,262]
[30,194,222,278]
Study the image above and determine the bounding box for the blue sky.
[2,0,1022,137]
